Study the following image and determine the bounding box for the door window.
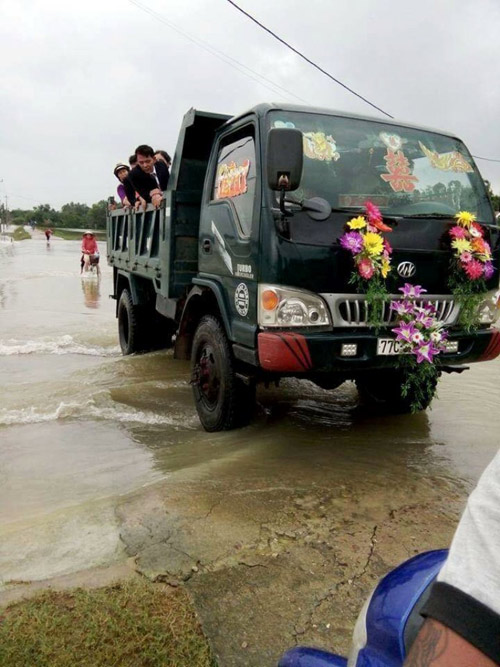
[212,131,256,236]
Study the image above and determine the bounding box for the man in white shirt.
[405,450,500,666]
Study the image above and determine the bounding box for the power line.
[225,0,394,119]
[125,0,309,104]
[472,155,500,163]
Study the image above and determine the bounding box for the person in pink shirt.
[81,231,99,273]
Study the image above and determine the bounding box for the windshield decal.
[273,120,296,129]
[380,148,418,192]
[419,142,473,173]
[303,132,340,162]
[379,132,403,151]
[215,160,250,200]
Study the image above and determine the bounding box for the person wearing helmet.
[113,162,135,207]
[81,231,99,274]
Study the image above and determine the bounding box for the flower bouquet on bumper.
[390,284,448,412]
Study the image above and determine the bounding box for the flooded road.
[1,234,499,664]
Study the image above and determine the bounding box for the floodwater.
[1,234,499,588]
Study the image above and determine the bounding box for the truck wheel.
[118,289,145,355]
[356,370,438,413]
[191,315,255,431]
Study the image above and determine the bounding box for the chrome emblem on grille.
[397,261,416,278]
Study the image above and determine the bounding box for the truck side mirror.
[267,128,303,191]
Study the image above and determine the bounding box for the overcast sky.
[2,0,500,210]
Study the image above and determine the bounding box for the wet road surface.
[1,233,499,664]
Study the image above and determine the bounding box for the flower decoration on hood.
[340,202,393,281]
[449,211,494,281]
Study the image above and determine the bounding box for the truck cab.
[107,103,500,431]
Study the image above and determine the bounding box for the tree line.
[2,201,108,230]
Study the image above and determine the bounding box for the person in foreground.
[405,449,500,666]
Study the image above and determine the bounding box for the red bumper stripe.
[258,332,312,372]
[478,328,500,362]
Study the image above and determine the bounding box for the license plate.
[377,338,402,355]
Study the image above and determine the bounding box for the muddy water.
[1,235,499,589]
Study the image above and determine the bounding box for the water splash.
[0,400,195,428]
[0,335,119,357]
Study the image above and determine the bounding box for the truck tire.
[191,315,255,431]
[356,369,438,413]
[118,289,146,355]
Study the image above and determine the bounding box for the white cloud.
[1,0,500,209]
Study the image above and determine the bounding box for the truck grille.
[320,293,459,328]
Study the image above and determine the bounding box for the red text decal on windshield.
[380,148,418,192]
[216,160,250,199]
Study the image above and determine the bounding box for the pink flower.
[415,341,439,363]
[399,283,427,298]
[415,311,434,329]
[449,226,467,240]
[390,300,415,315]
[365,201,383,224]
[340,231,364,254]
[393,321,418,343]
[383,239,392,254]
[365,201,391,232]
[357,257,374,280]
[459,251,472,264]
[465,259,485,280]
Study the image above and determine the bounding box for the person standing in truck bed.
[129,144,169,208]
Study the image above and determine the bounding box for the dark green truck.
[107,104,500,431]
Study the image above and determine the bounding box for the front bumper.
[257,328,500,374]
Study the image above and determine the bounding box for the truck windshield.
[268,111,494,224]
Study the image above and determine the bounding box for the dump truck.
[107,103,500,431]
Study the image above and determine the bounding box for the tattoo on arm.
[405,619,449,666]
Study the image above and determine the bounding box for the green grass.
[8,226,31,241]
[0,579,217,667]
[52,229,106,240]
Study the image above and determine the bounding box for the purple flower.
[415,311,434,329]
[399,283,427,298]
[390,300,415,315]
[393,321,418,343]
[415,341,439,364]
[340,231,364,254]
[484,262,495,280]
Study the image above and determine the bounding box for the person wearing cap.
[113,163,135,208]
[81,231,99,273]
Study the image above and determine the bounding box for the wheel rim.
[119,306,130,349]
[196,343,220,409]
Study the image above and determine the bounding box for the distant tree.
[59,202,90,229]
[87,200,108,229]
[32,204,60,226]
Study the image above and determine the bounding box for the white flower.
[412,332,424,344]
[430,331,442,343]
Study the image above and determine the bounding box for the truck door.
[199,122,260,347]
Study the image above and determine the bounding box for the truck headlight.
[258,284,331,328]
[477,288,500,325]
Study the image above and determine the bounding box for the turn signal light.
[262,289,279,311]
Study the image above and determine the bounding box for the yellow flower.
[451,238,472,254]
[363,232,384,256]
[455,211,476,228]
[381,258,391,278]
[347,216,367,230]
